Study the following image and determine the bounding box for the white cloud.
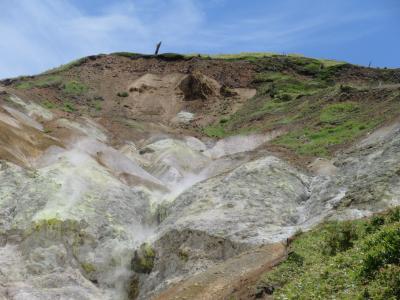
[0,0,204,78]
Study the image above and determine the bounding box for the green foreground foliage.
[258,208,400,299]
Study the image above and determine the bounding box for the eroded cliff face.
[0,55,399,299]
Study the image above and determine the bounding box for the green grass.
[273,119,380,156]
[43,57,88,74]
[62,101,76,112]
[62,80,88,95]
[202,67,398,157]
[15,75,62,89]
[41,100,56,109]
[258,207,400,300]
[196,53,345,71]
[203,124,227,138]
[319,102,360,124]
[94,101,102,111]
[201,72,329,138]
[113,52,185,60]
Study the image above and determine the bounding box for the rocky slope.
[0,53,399,299]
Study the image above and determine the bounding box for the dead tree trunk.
[154,41,162,56]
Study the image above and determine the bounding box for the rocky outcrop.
[178,73,219,101]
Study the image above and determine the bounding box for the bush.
[286,252,304,266]
[388,207,400,223]
[62,81,88,95]
[322,221,358,256]
[117,92,129,97]
[360,223,400,278]
[277,93,293,102]
[340,84,355,93]
[41,100,55,109]
[62,102,76,112]
[367,265,400,299]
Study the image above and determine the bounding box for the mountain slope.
[0,53,399,300]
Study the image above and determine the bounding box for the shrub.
[219,117,229,124]
[276,93,293,102]
[360,223,400,278]
[62,102,76,112]
[94,101,102,111]
[339,84,355,93]
[41,100,55,109]
[367,265,400,299]
[388,207,400,223]
[62,81,88,95]
[322,221,358,256]
[117,92,129,97]
[286,252,304,266]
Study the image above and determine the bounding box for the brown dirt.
[0,104,61,166]
[3,55,257,146]
[152,243,287,300]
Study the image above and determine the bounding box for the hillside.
[0,53,399,300]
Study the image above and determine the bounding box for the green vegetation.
[178,249,189,262]
[195,52,345,67]
[113,52,185,60]
[41,100,56,109]
[131,243,156,274]
[14,75,88,99]
[258,207,400,300]
[273,119,380,156]
[62,80,88,95]
[203,124,226,138]
[15,75,62,89]
[81,262,96,274]
[202,71,328,139]
[94,100,102,111]
[62,101,76,112]
[43,57,88,74]
[117,91,129,97]
[202,60,399,156]
[319,102,359,124]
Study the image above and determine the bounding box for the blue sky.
[0,0,399,78]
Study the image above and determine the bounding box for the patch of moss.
[131,243,156,274]
[81,262,96,274]
[256,207,400,300]
[178,249,189,262]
